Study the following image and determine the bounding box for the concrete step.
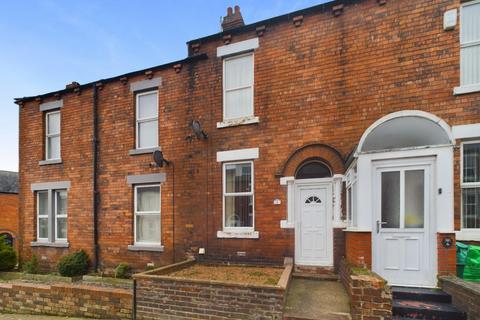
[284,313,350,320]
[393,299,467,320]
[292,272,339,281]
[392,286,452,303]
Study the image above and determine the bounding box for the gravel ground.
[0,315,93,320]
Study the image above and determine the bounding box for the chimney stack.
[221,5,244,31]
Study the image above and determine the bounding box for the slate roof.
[0,171,19,194]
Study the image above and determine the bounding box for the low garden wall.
[439,276,480,320]
[133,259,292,320]
[0,281,132,319]
[339,259,392,320]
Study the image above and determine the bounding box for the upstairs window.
[45,111,61,160]
[136,91,158,149]
[462,142,480,229]
[223,53,254,120]
[460,1,480,87]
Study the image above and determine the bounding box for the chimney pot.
[222,5,244,31]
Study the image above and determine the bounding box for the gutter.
[92,83,100,272]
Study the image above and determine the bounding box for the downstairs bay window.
[223,161,254,230]
[35,189,68,244]
[462,142,480,230]
[344,164,358,228]
[134,184,161,246]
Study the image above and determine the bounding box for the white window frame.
[345,168,357,228]
[134,184,161,246]
[222,161,255,232]
[135,90,159,150]
[222,52,254,121]
[460,140,480,231]
[54,190,68,242]
[455,0,480,94]
[36,191,49,242]
[45,110,61,160]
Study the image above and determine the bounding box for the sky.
[0,0,326,172]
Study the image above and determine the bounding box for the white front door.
[372,158,436,287]
[295,181,333,266]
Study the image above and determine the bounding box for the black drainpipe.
[93,83,100,272]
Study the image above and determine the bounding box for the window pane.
[463,143,480,183]
[225,88,252,119]
[137,92,158,119]
[47,112,60,135]
[38,192,48,216]
[225,163,251,193]
[137,186,160,212]
[57,217,67,239]
[47,136,60,159]
[405,170,425,228]
[138,120,158,148]
[461,45,480,86]
[296,161,331,179]
[352,182,357,227]
[461,3,480,44]
[136,215,160,243]
[225,195,253,227]
[381,171,400,228]
[225,54,253,90]
[462,188,480,229]
[56,191,67,216]
[39,217,48,239]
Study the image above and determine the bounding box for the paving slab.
[284,278,351,320]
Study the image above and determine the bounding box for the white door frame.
[294,178,334,266]
[372,157,437,287]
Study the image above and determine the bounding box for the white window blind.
[135,185,161,245]
[223,53,254,120]
[461,1,480,86]
[136,91,158,149]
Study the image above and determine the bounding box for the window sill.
[454,84,480,95]
[342,227,371,232]
[127,244,164,252]
[30,241,69,248]
[455,230,480,241]
[280,220,294,229]
[217,116,259,129]
[39,159,62,166]
[216,230,259,239]
[129,147,161,156]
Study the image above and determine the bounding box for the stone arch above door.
[276,143,345,177]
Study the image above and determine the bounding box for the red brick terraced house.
[14,0,480,288]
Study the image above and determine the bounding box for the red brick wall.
[437,233,457,276]
[345,232,372,269]
[0,193,19,249]
[18,0,480,272]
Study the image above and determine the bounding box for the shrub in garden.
[23,254,40,274]
[58,250,89,277]
[0,235,17,271]
[115,263,131,279]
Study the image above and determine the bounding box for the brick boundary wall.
[439,276,480,320]
[0,282,132,319]
[133,259,292,320]
[339,259,392,320]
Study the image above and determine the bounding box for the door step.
[292,272,339,281]
[392,287,466,320]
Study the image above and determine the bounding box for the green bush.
[115,263,131,279]
[0,235,17,271]
[57,250,89,277]
[23,255,40,274]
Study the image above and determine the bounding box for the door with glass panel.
[373,160,435,287]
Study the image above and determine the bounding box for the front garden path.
[284,278,351,320]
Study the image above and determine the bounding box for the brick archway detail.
[277,143,345,177]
